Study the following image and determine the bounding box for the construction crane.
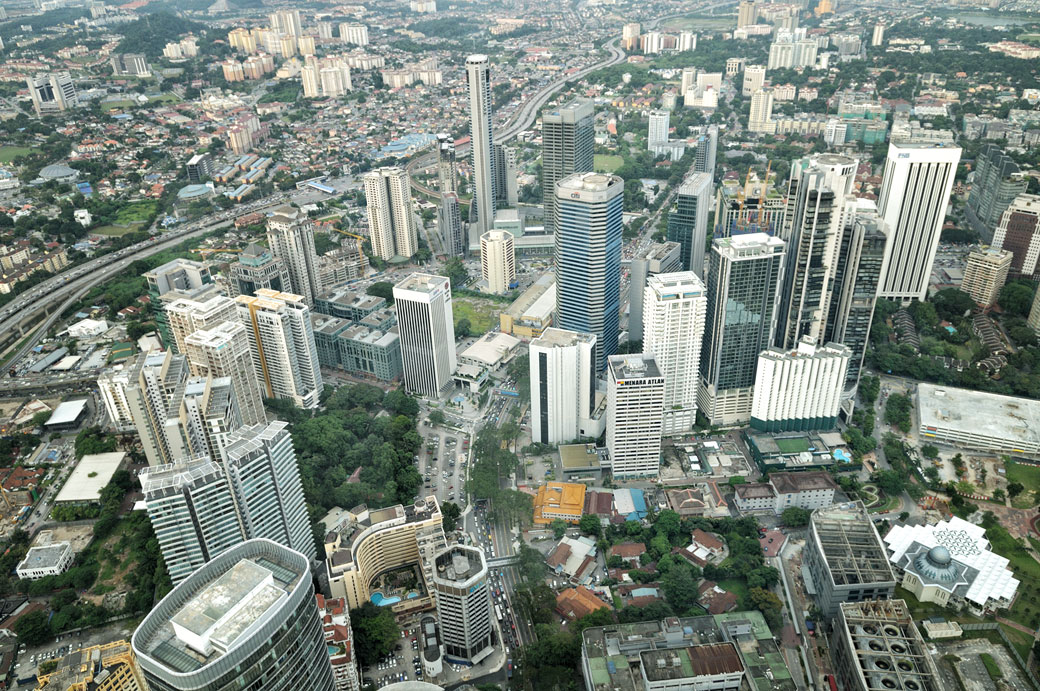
[332,227,366,244]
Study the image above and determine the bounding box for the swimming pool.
[371,592,401,606]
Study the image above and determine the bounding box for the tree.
[653,509,681,541]
[442,501,462,532]
[440,258,469,288]
[551,519,567,539]
[749,587,784,629]
[383,389,419,417]
[781,507,810,527]
[662,562,701,613]
[456,318,472,338]
[428,410,445,426]
[921,444,939,460]
[746,566,780,590]
[873,469,905,496]
[993,489,1006,503]
[579,514,602,538]
[998,282,1035,318]
[899,511,910,522]
[350,602,400,667]
[1008,482,1024,498]
[516,543,547,582]
[367,281,395,303]
[885,393,913,433]
[859,375,881,406]
[14,609,51,646]
[932,288,975,321]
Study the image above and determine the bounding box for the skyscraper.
[877,142,961,301]
[143,258,213,351]
[607,354,665,478]
[165,295,238,357]
[132,539,336,691]
[480,230,515,294]
[236,290,324,409]
[394,274,457,396]
[698,233,786,426]
[432,545,494,665]
[440,192,465,257]
[529,328,599,445]
[993,194,1040,280]
[184,322,267,427]
[493,144,518,206]
[967,144,1027,237]
[270,9,303,35]
[826,200,887,387]
[436,133,457,194]
[466,54,496,247]
[555,173,624,370]
[693,124,718,181]
[643,272,706,436]
[776,154,857,349]
[541,99,595,231]
[26,72,78,116]
[751,338,850,433]
[666,171,713,276]
[748,88,775,134]
[163,376,241,465]
[962,248,1012,307]
[230,242,293,297]
[648,109,670,147]
[628,241,682,343]
[742,65,766,96]
[266,206,322,306]
[363,167,417,261]
[126,350,190,467]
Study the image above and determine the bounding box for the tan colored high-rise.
[742,64,766,97]
[363,168,416,261]
[165,295,238,358]
[737,0,757,28]
[961,248,1012,307]
[184,322,267,427]
[749,88,776,134]
[480,230,515,294]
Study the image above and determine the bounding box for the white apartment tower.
[742,65,766,97]
[340,24,369,46]
[751,337,850,433]
[432,545,494,665]
[648,109,670,147]
[165,295,238,358]
[363,167,417,261]
[607,354,665,478]
[877,142,962,301]
[466,55,496,247]
[529,329,599,445]
[479,230,515,294]
[266,206,322,306]
[394,274,457,397]
[643,272,707,436]
[236,290,324,409]
[163,376,241,464]
[184,322,267,428]
[749,88,776,134]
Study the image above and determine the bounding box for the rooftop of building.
[760,337,851,361]
[44,399,88,426]
[433,545,485,585]
[714,232,786,257]
[560,443,601,470]
[17,542,70,571]
[917,383,1040,449]
[325,496,441,565]
[394,273,449,295]
[556,586,608,621]
[810,502,895,587]
[836,600,942,691]
[317,287,386,311]
[645,271,705,295]
[556,172,621,197]
[54,452,126,504]
[504,274,555,320]
[639,643,743,681]
[311,313,351,335]
[641,241,681,263]
[770,471,839,494]
[608,353,662,380]
[533,482,586,523]
[735,483,776,500]
[533,327,595,349]
[460,332,520,367]
[36,641,137,691]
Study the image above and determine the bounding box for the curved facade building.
[132,539,334,691]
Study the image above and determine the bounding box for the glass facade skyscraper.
[541,99,595,232]
[554,173,623,370]
[666,171,712,276]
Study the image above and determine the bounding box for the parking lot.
[417,425,470,506]
[366,627,426,688]
[10,619,139,689]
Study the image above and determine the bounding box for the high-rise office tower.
[132,539,336,691]
[628,241,682,343]
[394,274,457,396]
[163,376,241,464]
[480,230,515,294]
[266,205,322,306]
[363,167,417,261]
[166,295,238,358]
[270,9,303,36]
[26,72,78,116]
[877,142,961,301]
[648,109,670,147]
[541,98,595,232]
[555,173,624,370]
[436,133,457,194]
[622,22,641,51]
[826,201,887,387]
[967,144,1028,237]
[440,192,465,257]
[493,144,518,206]
[127,350,190,467]
[742,65,766,97]
[432,545,494,665]
[698,233,785,426]
[230,243,293,297]
[466,54,496,247]
[751,338,850,433]
[643,272,706,436]
[693,124,718,181]
[776,154,857,349]
[184,322,267,427]
[962,248,1013,307]
[666,171,713,276]
[144,258,213,351]
[993,194,1040,280]
[140,456,245,584]
[110,53,150,77]
[529,328,599,445]
[236,290,324,409]
[748,88,776,134]
[222,421,315,560]
[607,354,665,478]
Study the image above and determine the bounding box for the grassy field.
[775,437,810,454]
[92,223,145,236]
[594,154,625,173]
[717,578,750,606]
[662,14,735,31]
[148,93,182,105]
[453,298,499,335]
[1005,461,1040,509]
[0,146,36,163]
[101,99,136,112]
[983,517,1040,630]
[114,201,158,225]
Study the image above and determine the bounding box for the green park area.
[0,146,37,163]
[453,297,499,336]
[115,201,158,225]
[775,437,810,454]
[662,14,735,31]
[1005,461,1040,509]
[100,100,136,112]
[92,224,144,236]
[594,154,624,173]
